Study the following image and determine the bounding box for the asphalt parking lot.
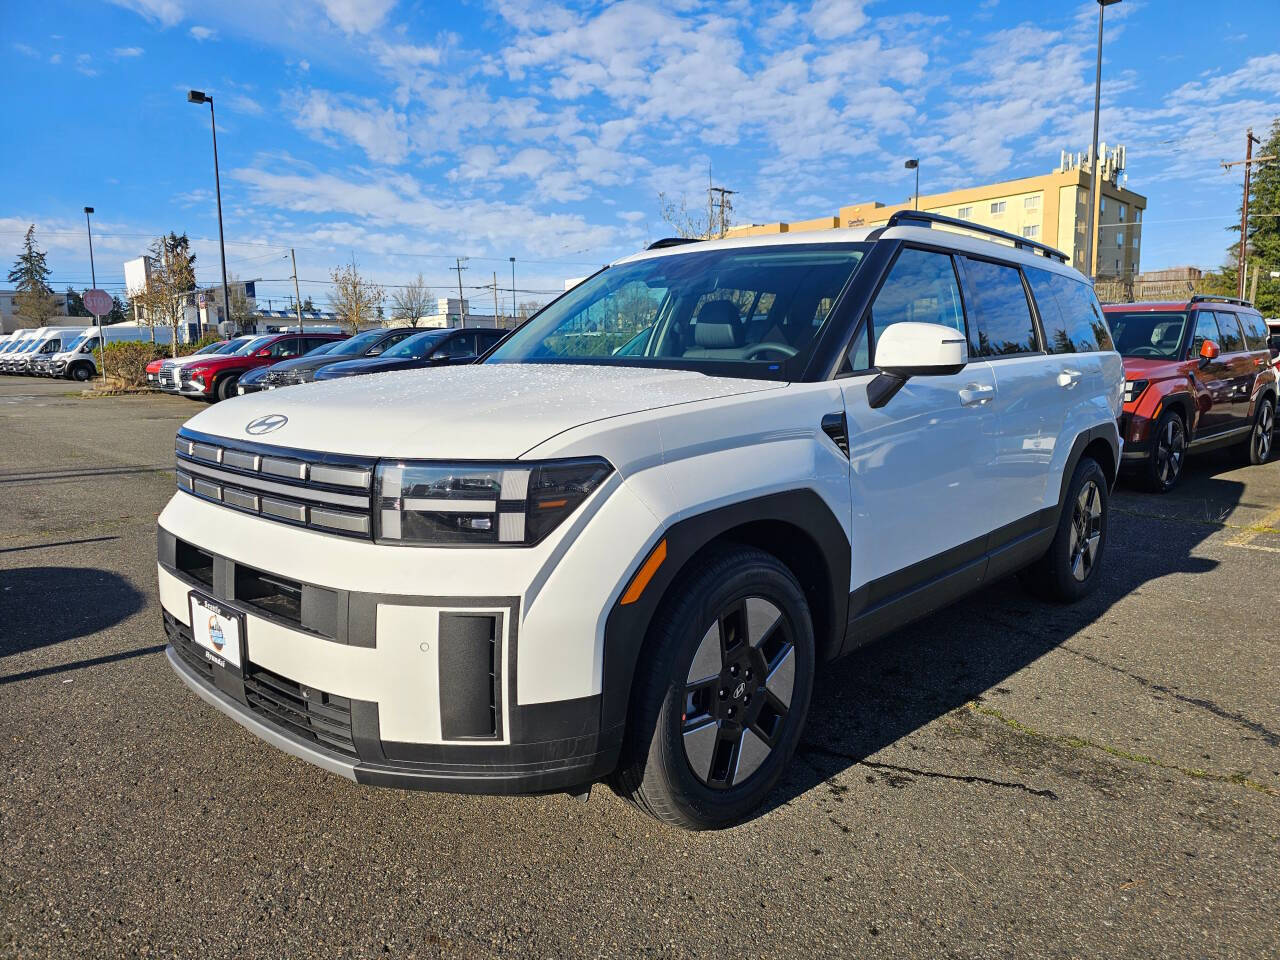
[1,375,1277,959]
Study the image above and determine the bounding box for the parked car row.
[151,213,1279,830]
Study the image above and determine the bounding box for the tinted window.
[477,331,505,351]
[1238,311,1267,351]
[1026,268,1114,353]
[385,331,446,359]
[268,337,302,358]
[1191,311,1222,356]
[440,333,478,358]
[962,258,1038,356]
[869,248,966,361]
[1212,311,1244,353]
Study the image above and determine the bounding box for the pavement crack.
[966,702,1279,796]
[1059,645,1280,748]
[798,742,1059,799]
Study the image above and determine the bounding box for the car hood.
[1121,357,1184,379]
[182,363,780,459]
[166,354,223,368]
[317,356,421,377]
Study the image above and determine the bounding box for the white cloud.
[318,0,395,34]
[112,46,145,57]
[228,93,265,116]
[13,43,39,58]
[804,0,869,40]
[292,90,410,164]
[75,54,99,77]
[107,0,186,28]
[189,25,217,41]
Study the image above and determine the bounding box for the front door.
[837,246,997,631]
[1188,311,1234,436]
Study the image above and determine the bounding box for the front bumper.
[153,478,656,794]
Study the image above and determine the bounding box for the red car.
[177,332,347,402]
[1105,295,1277,491]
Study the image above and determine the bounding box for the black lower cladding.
[159,529,621,793]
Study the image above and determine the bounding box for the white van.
[0,331,38,373]
[4,326,86,375]
[47,324,175,381]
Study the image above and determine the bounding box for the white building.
[0,289,72,334]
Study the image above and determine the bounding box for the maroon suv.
[177,332,347,402]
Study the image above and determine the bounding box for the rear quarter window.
[1025,267,1115,353]
[1212,311,1245,353]
[1238,311,1267,351]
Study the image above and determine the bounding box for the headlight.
[375,458,613,546]
[1122,379,1148,403]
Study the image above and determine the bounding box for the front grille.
[158,366,178,390]
[262,367,304,387]
[165,610,216,685]
[175,429,375,539]
[243,663,357,757]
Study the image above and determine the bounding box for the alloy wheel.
[1154,416,1184,486]
[1068,480,1103,582]
[1255,403,1274,462]
[682,597,795,789]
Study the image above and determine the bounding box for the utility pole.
[509,256,517,324]
[709,185,736,238]
[290,248,303,332]
[1084,1,1121,279]
[453,257,468,328]
[491,271,500,324]
[1221,129,1276,301]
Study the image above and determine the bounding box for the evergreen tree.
[1220,118,1280,314]
[7,225,60,326]
[65,286,91,317]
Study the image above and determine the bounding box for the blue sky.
[2,0,1279,312]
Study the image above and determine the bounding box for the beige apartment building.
[728,145,1146,279]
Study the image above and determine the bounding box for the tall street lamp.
[187,89,230,340]
[904,158,920,210]
[1083,0,1122,280]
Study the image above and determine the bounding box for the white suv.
[157,213,1123,829]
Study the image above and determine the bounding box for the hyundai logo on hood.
[245,414,288,435]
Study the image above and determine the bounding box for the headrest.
[697,299,740,326]
[695,321,742,348]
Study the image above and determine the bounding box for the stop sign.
[83,289,112,316]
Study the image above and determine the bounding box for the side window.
[440,333,478,358]
[1026,268,1114,353]
[1212,311,1244,353]
[82,338,99,353]
[269,337,301,358]
[477,331,504,352]
[1190,311,1221,356]
[868,248,966,361]
[1238,311,1267,351]
[960,258,1039,357]
[303,337,330,352]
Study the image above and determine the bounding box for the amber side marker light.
[620,538,667,605]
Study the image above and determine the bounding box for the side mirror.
[1197,339,1219,368]
[429,351,450,363]
[868,322,968,409]
[255,347,271,357]
[366,345,383,356]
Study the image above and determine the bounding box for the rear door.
[836,246,998,606]
[1188,311,1234,435]
[1215,310,1266,424]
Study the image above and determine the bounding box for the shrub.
[100,341,169,390]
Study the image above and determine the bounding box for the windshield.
[486,244,870,378]
[1107,311,1188,360]
[384,330,446,359]
[233,336,274,355]
[194,341,226,354]
[215,337,251,353]
[329,329,393,356]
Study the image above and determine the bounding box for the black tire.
[609,544,815,830]
[1021,456,1109,604]
[1244,396,1274,466]
[1139,407,1186,493]
[70,363,92,382]
[214,374,240,403]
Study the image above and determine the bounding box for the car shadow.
[759,470,1244,821]
[0,566,145,659]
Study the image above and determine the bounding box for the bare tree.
[135,233,198,355]
[330,261,385,334]
[391,272,432,327]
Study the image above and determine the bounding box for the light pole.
[83,206,106,383]
[904,159,919,210]
[1083,0,1121,280]
[187,89,230,340]
[509,256,517,325]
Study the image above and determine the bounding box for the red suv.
[178,332,347,402]
[1105,296,1277,491]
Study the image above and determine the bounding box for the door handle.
[1057,368,1083,388]
[958,383,994,406]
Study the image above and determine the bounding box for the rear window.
[1105,311,1188,360]
[1237,311,1267,351]
[1211,311,1245,353]
[1025,268,1114,353]
[961,258,1039,356]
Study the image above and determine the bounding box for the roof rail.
[883,210,1070,264]
[647,237,701,250]
[1190,294,1253,308]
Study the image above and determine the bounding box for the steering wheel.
[743,342,797,360]
[1127,346,1163,357]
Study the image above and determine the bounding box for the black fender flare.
[1058,422,1120,508]
[598,489,850,737]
